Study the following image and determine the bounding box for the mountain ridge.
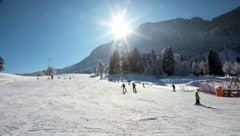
[26,6,240,75]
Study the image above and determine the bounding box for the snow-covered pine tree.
[208,49,224,76]
[143,52,159,75]
[192,60,201,76]
[223,61,233,76]
[175,54,190,76]
[129,48,143,73]
[0,56,4,72]
[150,49,163,76]
[162,47,174,75]
[154,54,163,76]
[174,54,180,75]
[142,53,148,67]
[141,53,151,74]
[142,53,150,74]
[224,44,230,62]
[148,54,155,74]
[151,49,157,61]
[109,50,120,74]
[199,60,209,75]
[181,61,191,76]
[121,52,130,73]
[232,62,240,76]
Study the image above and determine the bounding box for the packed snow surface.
[0,73,239,136]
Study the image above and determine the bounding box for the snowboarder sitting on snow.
[172,83,176,92]
[195,89,201,105]
[132,83,137,93]
[122,83,127,94]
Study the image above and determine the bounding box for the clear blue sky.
[0,0,239,74]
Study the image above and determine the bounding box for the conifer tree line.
[108,47,240,77]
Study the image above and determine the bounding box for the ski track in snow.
[0,73,240,136]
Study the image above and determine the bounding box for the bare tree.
[46,66,56,79]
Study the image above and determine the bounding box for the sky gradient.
[0,0,240,74]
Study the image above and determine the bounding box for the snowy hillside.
[0,73,240,135]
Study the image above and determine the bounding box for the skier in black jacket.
[132,83,137,93]
[122,83,127,94]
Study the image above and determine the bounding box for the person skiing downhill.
[195,89,201,105]
[132,83,137,93]
[172,83,176,92]
[122,83,127,94]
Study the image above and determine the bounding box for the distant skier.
[121,83,127,94]
[128,80,131,86]
[50,74,54,80]
[172,83,176,92]
[132,83,137,93]
[143,83,145,88]
[195,89,201,105]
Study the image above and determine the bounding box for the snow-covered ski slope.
[0,73,239,136]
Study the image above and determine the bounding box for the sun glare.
[111,16,130,40]
[98,9,140,47]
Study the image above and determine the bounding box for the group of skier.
[122,81,201,105]
[172,83,201,105]
[121,80,137,95]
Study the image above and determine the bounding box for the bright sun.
[111,15,130,40]
[99,10,138,45]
